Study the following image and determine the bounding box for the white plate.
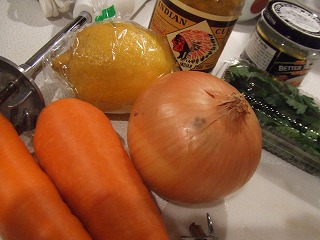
[160,150,320,240]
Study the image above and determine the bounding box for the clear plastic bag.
[216,59,320,176]
[44,20,177,113]
[91,0,135,20]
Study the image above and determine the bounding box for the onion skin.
[127,71,262,204]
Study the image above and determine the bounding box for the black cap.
[263,0,320,49]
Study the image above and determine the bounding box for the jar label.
[149,0,239,72]
[242,30,315,86]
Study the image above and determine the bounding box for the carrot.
[33,98,169,240]
[0,114,92,240]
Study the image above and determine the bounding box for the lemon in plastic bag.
[51,21,177,113]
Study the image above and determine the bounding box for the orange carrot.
[33,98,169,240]
[0,114,92,240]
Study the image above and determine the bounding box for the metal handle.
[21,11,91,79]
[0,11,91,134]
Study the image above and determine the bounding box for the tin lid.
[263,0,320,49]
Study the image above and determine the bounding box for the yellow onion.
[127,71,262,204]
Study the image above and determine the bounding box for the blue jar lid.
[263,0,320,49]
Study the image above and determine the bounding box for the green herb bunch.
[223,60,320,163]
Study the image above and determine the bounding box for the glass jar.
[149,0,245,73]
[241,0,320,86]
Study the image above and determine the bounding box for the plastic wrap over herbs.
[218,59,320,176]
[45,20,177,113]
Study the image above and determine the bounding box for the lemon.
[51,21,177,113]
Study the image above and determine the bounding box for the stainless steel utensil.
[180,213,218,240]
[0,11,91,134]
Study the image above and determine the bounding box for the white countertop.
[1,0,320,239]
